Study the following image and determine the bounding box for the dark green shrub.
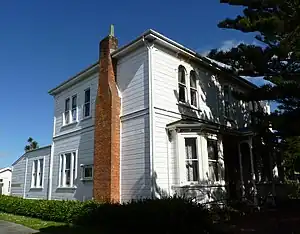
[0,195,216,233]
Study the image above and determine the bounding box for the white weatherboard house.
[0,167,12,195]
[11,27,271,203]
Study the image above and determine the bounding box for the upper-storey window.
[224,85,230,118]
[190,71,198,107]
[71,95,77,122]
[178,65,187,102]
[84,88,91,118]
[64,98,70,125]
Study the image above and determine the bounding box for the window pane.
[84,103,90,117]
[190,89,197,107]
[73,152,76,181]
[72,95,77,108]
[209,161,219,181]
[65,98,70,111]
[185,138,197,160]
[65,111,70,124]
[178,66,185,84]
[179,85,186,102]
[207,139,218,160]
[72,109,77,121]
[190,71,197,88]
[85,89,90,103]
[66,170,70,186]
[84,167,93,178]
[65,153,71,170]
[39,159,43,187]
[224,86,229,102]
[34,160,38,187]
[186,161,199,182]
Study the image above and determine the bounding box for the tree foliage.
[208,0,300,136]
[24,137,39,152]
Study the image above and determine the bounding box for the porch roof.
[166,118,253,136]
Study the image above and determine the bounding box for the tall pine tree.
[208,0,300,136]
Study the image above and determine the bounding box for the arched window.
[178,65,186,102]
[190,71,198,107]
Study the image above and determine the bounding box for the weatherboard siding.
[51,129,94,201]
[24,147,51,199]
[117,46,151,202]
[53,71,98,138]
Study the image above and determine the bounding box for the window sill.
[80,178,93,182]
[29,187,43,191]
[177,102,202,112]
[62,121,78,128]
[82,115,92,121]
[56,186,77,191]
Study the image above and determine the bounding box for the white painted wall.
[117,46,151,202]
[150,44,252,201]
[50,69,98,201]
[0,169,12,195]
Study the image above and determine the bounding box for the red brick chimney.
[93,25,121,202]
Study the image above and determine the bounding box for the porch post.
[238,143,245,199]
[248,138,258,206]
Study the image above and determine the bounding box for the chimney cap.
[109,24,115,37]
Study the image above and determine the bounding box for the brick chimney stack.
[93,25,121,202]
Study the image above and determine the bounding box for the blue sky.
[0,0,263,167]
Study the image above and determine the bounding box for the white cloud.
[219,40,244,52]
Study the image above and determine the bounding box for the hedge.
[0,195,216,233]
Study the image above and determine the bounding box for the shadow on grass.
[37,225,107,234]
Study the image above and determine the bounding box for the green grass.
[0,212,65,230]
[0,212,106,233]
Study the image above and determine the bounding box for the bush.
[0,195,216,233]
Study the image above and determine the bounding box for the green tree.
[208,0,300,136]
[24,137,39,152]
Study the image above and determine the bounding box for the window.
[185,138,199,182]
[64,98,70,125]
[59,152,77,187]
[207,139,219,182]
[31,158,44,188]
[84,88,91,118]
[224,85,230,117]
[178,66,187,102]
[0,179,3,183]
[81,165,93,180]
[190,71,198,107]
[72,95,77,122]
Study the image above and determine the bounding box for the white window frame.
[63,98,70,125]
[63,94,78,126]
[178,133,204,185]
[83,88,91,118]
[30,157,45,189]
[207,136,220,183]
[189,70,198,108]
[71,94,78,122]
[80,164,93,181]
[58,151,78,188]
[177,133,225,186]
[178,66,187,103]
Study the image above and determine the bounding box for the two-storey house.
[12,27,269,203]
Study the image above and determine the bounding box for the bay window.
[178,133,223,185]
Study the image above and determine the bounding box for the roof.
[12,145,51,166]
[48,29,257,95]
[166,118,253,136]
[0,167,12,173]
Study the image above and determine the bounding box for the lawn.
[0,212,65,230]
